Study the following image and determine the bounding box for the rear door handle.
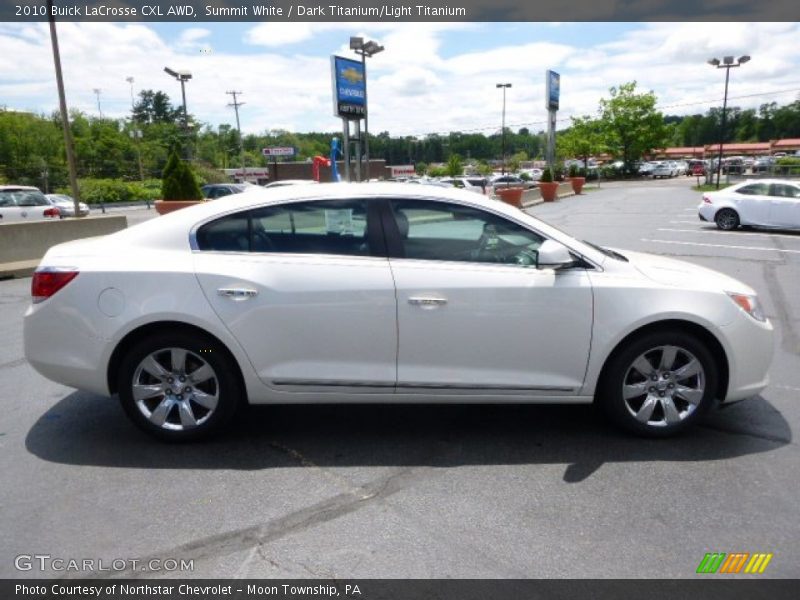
[408,296,447,307]
[217,287,258,299]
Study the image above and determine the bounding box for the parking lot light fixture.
[496,83,512,175]
[708,55,749,189]
[351,37,385,181]
[164,67,192,159]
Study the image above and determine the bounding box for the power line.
[395,87,800,138]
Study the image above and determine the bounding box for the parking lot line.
[640,239,800,254]
[658,228,800,241]
[669,220,703,225]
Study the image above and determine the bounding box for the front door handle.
[217,287,258,299]
[408,296,447,308]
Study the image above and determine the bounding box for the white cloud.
[2,21,799,139]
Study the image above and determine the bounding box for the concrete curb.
[0,215,127,279]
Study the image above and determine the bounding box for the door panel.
[768,184,800,228]
[391,260,593,391]
[192,198,397,390]
[195,253,397,388]
[383,198,593,393]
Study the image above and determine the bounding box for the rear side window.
[195,199,373,257]
[736,183,768,196]
[195,212,249,251]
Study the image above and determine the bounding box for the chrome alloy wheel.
[131,347,219,431]
[621,345,706,427]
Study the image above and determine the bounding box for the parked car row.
[0,186,92,222]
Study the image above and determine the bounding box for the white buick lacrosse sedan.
[24,183,773,441]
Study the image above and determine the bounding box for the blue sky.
[1,22,798,136]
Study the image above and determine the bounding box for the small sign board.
[546,70,560,111]
[262,147,296,157]
[331,55,366,120]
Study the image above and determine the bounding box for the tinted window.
[769,184,800,198]
[196,199,372,257]
[736,183,769,196]
[13,190,48,206]
[251,199,369,256]
[195,212,250,251]
[0,192,16,207]
[389,199,545,267]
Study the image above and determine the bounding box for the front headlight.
[727,292,766,322]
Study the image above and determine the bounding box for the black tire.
[598,331,719,437]
[715,208,739,231]
[118,330,242,442]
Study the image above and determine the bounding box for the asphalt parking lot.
[1,177,798,579]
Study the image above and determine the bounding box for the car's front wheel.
[599,331,718,437]
[715,208,739,230]
[118,331,242,441]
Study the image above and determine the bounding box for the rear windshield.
[0,189,48,207]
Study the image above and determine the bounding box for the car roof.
[0,185,40,191]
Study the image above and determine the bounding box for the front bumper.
[719,312,774,403]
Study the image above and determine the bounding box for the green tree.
[445,154,463,177]
[557,116,604,170]
[598,82,668,174]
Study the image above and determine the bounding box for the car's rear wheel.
[715,208,739,230]
[599,331,718,437]
[118,331,242,441]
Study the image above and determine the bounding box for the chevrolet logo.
[340,67,363,84]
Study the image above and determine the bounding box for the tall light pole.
[496,83,512,174]
[46,0,81,217]
[164,67,192,159]
[708,55,750,189]
[126,76,145,181]
[351,36,384,181]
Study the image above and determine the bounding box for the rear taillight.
[702,194,712,204]
[32,269,79,304]
[44,207,60,218]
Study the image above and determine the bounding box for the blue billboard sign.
[331,55,366,119]
[546,70,560,111]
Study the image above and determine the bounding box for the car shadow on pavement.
[26,392,791,483]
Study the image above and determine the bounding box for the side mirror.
[537,239,574,269]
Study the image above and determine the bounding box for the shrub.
[568,163,579,177]
[540,167,554,183]
[161,150,202,200]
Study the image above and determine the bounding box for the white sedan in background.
[45,194,90,218]
[0,186,60,222]
[24,183,773,441]
[699,179,800,230]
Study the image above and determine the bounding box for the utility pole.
[47,0,81,216]
[93,88,102,117]
[126,76,145,181]
[226,90,246,175]
[496,83,512,174]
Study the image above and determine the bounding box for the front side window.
[736,183,769,196]
[389,199,545,267]
[769,184,800,199]
[195,199,373,257]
